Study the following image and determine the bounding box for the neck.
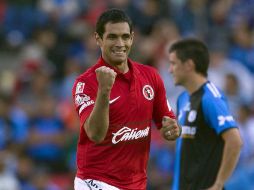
[184,74,207,94]
[102,57,129,73]
[113,62,129,73]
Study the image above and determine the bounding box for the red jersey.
[72,57,175,190]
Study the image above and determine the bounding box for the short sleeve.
[202,95,237,134]
[152,71,176,129]
[72,79,96,126]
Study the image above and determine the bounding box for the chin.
[174,80,181,86]
[112,57,127,64]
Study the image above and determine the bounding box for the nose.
[168,64,173,73]
[115,37,124,47]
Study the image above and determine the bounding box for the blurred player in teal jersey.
[168,38,242,190]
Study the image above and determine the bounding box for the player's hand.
[95,66,117,92]
[161,116,181,141]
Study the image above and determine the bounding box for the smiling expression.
[96,22,134,67]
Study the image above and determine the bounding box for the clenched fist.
[95,66,117,92]
[161,116,181,141]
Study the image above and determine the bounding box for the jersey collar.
[96,56,140,77]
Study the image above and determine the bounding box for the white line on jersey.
[207,83,221,98]
[109,96,120,104]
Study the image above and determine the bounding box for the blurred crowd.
[0,0,254,190]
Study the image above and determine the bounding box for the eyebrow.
[107,33,131,37]
[168,60,175,64]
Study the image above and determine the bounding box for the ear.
[131,31,134,39]
[186,59,195,72]
[94,32,102,46]
[130,31,134,44]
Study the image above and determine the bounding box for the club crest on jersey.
[188,110,197,122]
[142,85,154,100]
[75,82,85,94]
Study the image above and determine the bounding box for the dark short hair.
[96,8,133,38]
[169,38,209,77]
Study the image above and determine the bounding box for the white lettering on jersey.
[182,126,197,138]
[78,100,95,114]
[75,94,91,106]
[218,115,234,126]
[76,82,85,94]
[112,126,150,144]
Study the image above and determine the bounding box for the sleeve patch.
[75,94,91,106]
[75,82,85,94]
[217,115,235,126]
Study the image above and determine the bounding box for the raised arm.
[84,66,116,143]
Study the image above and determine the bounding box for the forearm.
[215,139,242,186]
[85,89,110,143]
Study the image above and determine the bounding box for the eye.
[122,34,131,40]
[107,34,117,40]
[170,61,176,67]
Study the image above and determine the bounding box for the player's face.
[168,51,188,86]
[96,22,133,67]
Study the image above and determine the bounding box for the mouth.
[112,49,126,56]
[172,75,178,82]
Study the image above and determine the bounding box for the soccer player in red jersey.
[72,9,181,190]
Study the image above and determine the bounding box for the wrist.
[98,87,111,95]
[97,89,110,103]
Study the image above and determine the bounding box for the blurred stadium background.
[0,0,254,189]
